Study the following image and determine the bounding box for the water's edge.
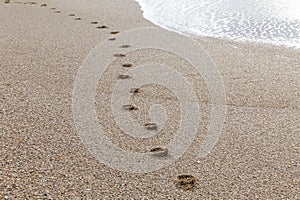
[134,0,300,50]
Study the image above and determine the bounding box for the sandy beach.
[1,0,299,199]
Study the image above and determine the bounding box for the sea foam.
[135,0,300,48]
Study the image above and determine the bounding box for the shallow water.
[136,0,300,48]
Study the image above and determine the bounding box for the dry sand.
[1,0,299,199]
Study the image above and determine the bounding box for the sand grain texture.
[1,0,299,199]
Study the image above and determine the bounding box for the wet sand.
[1,0,299,199]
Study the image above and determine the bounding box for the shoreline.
[134,0,300,50]
[1,0,299,199]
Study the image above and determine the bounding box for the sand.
[1,0,299,199]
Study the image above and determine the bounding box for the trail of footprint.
[11,0,182,180]
[10,1,130,57]
[12,1,114,34]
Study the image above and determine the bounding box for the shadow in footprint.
[74,17,82,20]
[114,53,126,58]
[122,64,132,68]
[150,147,168,157]
[145,123,158,131]
[69,14,75,16]
[111,31,119,35]
[118,75,131,79]
[175,175,196,191]
[130,88,140,94]
[119,45,130,48]
[122,104,138,111]
[91,21,98,24]
[97,25,108,29]
[40,4,47,7]
[108,38,116,41]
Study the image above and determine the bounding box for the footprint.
[50,7,56,10]
[74,17,82,20]
[122,104,138,111]
[150,147,168,157]
[110,31,119,35]
[145,123,158,131]
[122,63,132,68]
[118,74,131,79]
[4,0,10,3]
[97,25,108,29]
[108,38,116,41]
[119,45,130,48]
[114,53,126,58]
[40,3,47,6]
[175,175,196,190]
[68,14,75,16]
[91,21,98,24]
[130,88,140,94]
[28,2,37,4]
[54,10,61,13]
